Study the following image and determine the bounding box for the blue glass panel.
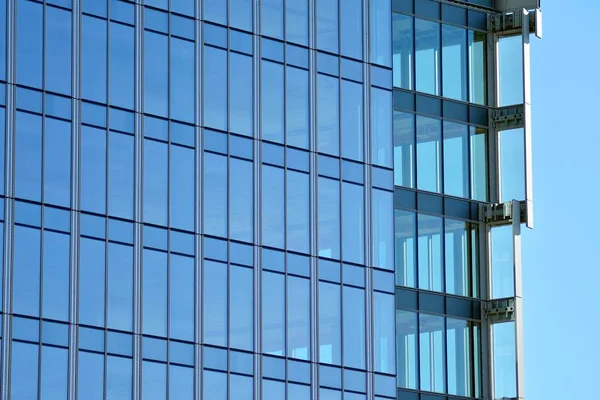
[230,52,253,136]
[16,87,42,113]
[82,16,107,102]
[204,23,227,48]
[262,37,284,63]
[341,58,363,82]
[262,271,285,356]
[170,366,194,400]
[16,0,43,88]
[145,7,168,33]
[110,108,133,133]
[372,189,394,270]
[318,281,341,364]
[286,170,310,254]
[262,0,284,39]
[317,74,340,156]
[13,317,39,342]
[108,332,132,358]
[204,261,228,346]
[143,336,167,361]
[204,129,227,154]
[41,346,68,399]
[204,152,227,237]
[261,165,285,249]
[230,158,254,242]
[143,139,168,226]
[287,276,310,360]
[317,0,338,53]
[373,292,396,373]
[109,219,134,244]
[205,0,226,24]
[42,231,70,322]
[170,254,195,341]
[107,356,132,400]
[204,237,227,261]
[393,14,413,90]
[46,7,72,95]
[47,92,72,119]
[170,231,195,256]
[416,116,442,193]
[230,350,254,374]
[231,0,253,31]
[443,121,469,198]
[230,135,253,160]
[171,14,195,40]
[108,243,133,331]
[15,112,42,201]
[230,242,253,266]
[288,359,310,383]
[370,0,392,67]
[394,110,415,188]
[341,182,364,264]
[340,0,363,60]
[320,364,341,388]
[261,61,285,143]
[286,0,308,45]
[318,177,340,259]
[287,148,309,172]
[230,374,254,400]
[262,142,284,166]
[415,19,440,96]
[341,80,363,161]
[230,265,254,350]
[263,379,285,400]
[142,249,167,336]
[109,131,134,219]
[171,37,195,123]
[342,160,363,184]
[80,238,105,327]
[110,22,134,110]
[80,213,106,239]
[286,66,309,149]
[170,145,195,231]
[44,118,71,207]
[203,370,227,400]
[286,44,309,69]
[442,25,468,101]
[262,248,285,273]
[11,341,38,399]
[143,225,167,250]
[204,46,228,130]
[371,88,393,168]
[170,341,195,366]
[263,355,285,379]
[204,346,227,370]
[319,258,340,283]
[171,121,195,147]
[288,383,311,399]
[111,0,135,24]
[13,226,40,317]
[144,115,168,141]
[287,253,310,277]
[144,31,168,117]
[0,1,5,80]
[171,0,194,16]
[143,361,167,400]
[343,286,366,369]
[230,30,253,54]
[81,126,106,213]
[78,351,104,400]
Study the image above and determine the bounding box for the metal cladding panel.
[495,0,541,11]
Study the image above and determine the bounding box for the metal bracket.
[491,105,524,130]
[481,201,529,225]
[490,8,542,38]
[485,298,516,323]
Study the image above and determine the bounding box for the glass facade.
[0,0,538,399]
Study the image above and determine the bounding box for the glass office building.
[0,0,539,399]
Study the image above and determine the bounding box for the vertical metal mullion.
[194,0,202,397]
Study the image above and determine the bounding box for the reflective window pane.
[262,165,285,248]
[78,351,104,400]
[395,210,416,287]
[230,266,254,351]
[43,231,70,321]
[17,0,43,88]
[230,53,253,136]
[343,286,365,369]
[170,255,195,341]
[396,310,418,389]
[319,282,341,365]
[418,214,443,292]
[415,19,440,96]
[493,322,517,399]
[317,74,340,156]
[143,139,167,226]
[393,111,415,188]
[416,116,442,193]
[318,177,340,260]
[230,158,254,242]
[371,88,393,168]
[110,22,134,109]
[341,80,363,161]
[261,61,285,143]
[373,292,395,373]
[370,0,391,67]
[80,238,105,327]
[342,183,364,264]
[286,66,309,149]
[204,261,228,346]
[491,225,514,299]
[287,276,310,360]
[109,131,134,219]
[262,0,284,39]
[372,188,394,271]
[316,0,338,53]
[41,346,69,399]
[419,314,446,393]
[15,112,42,202]
[340,0,362,60]
[170,145,195,231]
[44,117,72,206]
[442,25,467,101]
[286,171,310,254]
[393,14,413,90]
[107,355,132,400]
[469,30,487,105]
[11,341,39,399]
[499,128,525,202]
[443,121,469,198]
[14,226,41,317]
[144,31,168,117]
[204,46,228,130]
[143,250,167,336]
[470,126,488,201]
[262,271,285,356]
[286,0,308,45]
[204,153,228,237]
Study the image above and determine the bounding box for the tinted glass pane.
[46,7,72,95]
[317,0,338,53]
[230,266,254,350]
[45,118,71,207]
[143,361,167,400]
[203,370,227,400]
[415,19,440,96]
[371,88,393,167]
[170,365,194,400]
[15,112,42,201]
[395,210,416,287]
[262,271,285,356]
[420,314,446,393]
[108,243,133,331]
[286,170,310,254]
[230,158,254,242]
[262,0,284,39]
[469,31,486,105]
[144,31,168,117]
[288,276,310,360]
[317,74,340,156]
[498,35,523,106]
[319,282,341,364]
[230,53,253,136]
[13,226,41,317]
[230,374,253,400]
[341,183,364,264]
[499,128,525,202]
[393,14,413,90]
[447,318,473,397]
[78,351,104,400]
[171,38,195,123]
[343,286,365,369]
[204,261,228,346]
[41,346,68,399]
[416,116,441,193]
[318,177,340,259]
[445,219,470,297]
[109,131,134,219]
[442,25,467,101]
[107,355,132,400]
[491,225,514,299]
[80,238,105,326]
[286,0,308,45]
[418,214,443,292]
[143,250,167,336]
[143,139,168,226]
[393,111,415,188]
[470,127,487,201]
[204,153,227,237]
[493,322,517,398]
[372,189,394,270]
[231,0,253,31]
[82,16,107,102]
[170,254,195,341]
[42,231,70,321]
[11,341,38,399]
[262,165,285,248]
[81,126,106,213]
[396,310,418,389]
[16,0,43,88]
[373,292,395,373]
[286,66,309,149]
[341,80,363,161]
[340,0,362,59]
[261,61,285,143]
[204,46,227,130]
[444,121,469,198]
[370,0,392,67]
[170,145,195,231]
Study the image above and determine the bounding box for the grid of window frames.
[1,0,396,398]
[392,3,490,399]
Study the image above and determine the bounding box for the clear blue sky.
[523,0,600,398]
